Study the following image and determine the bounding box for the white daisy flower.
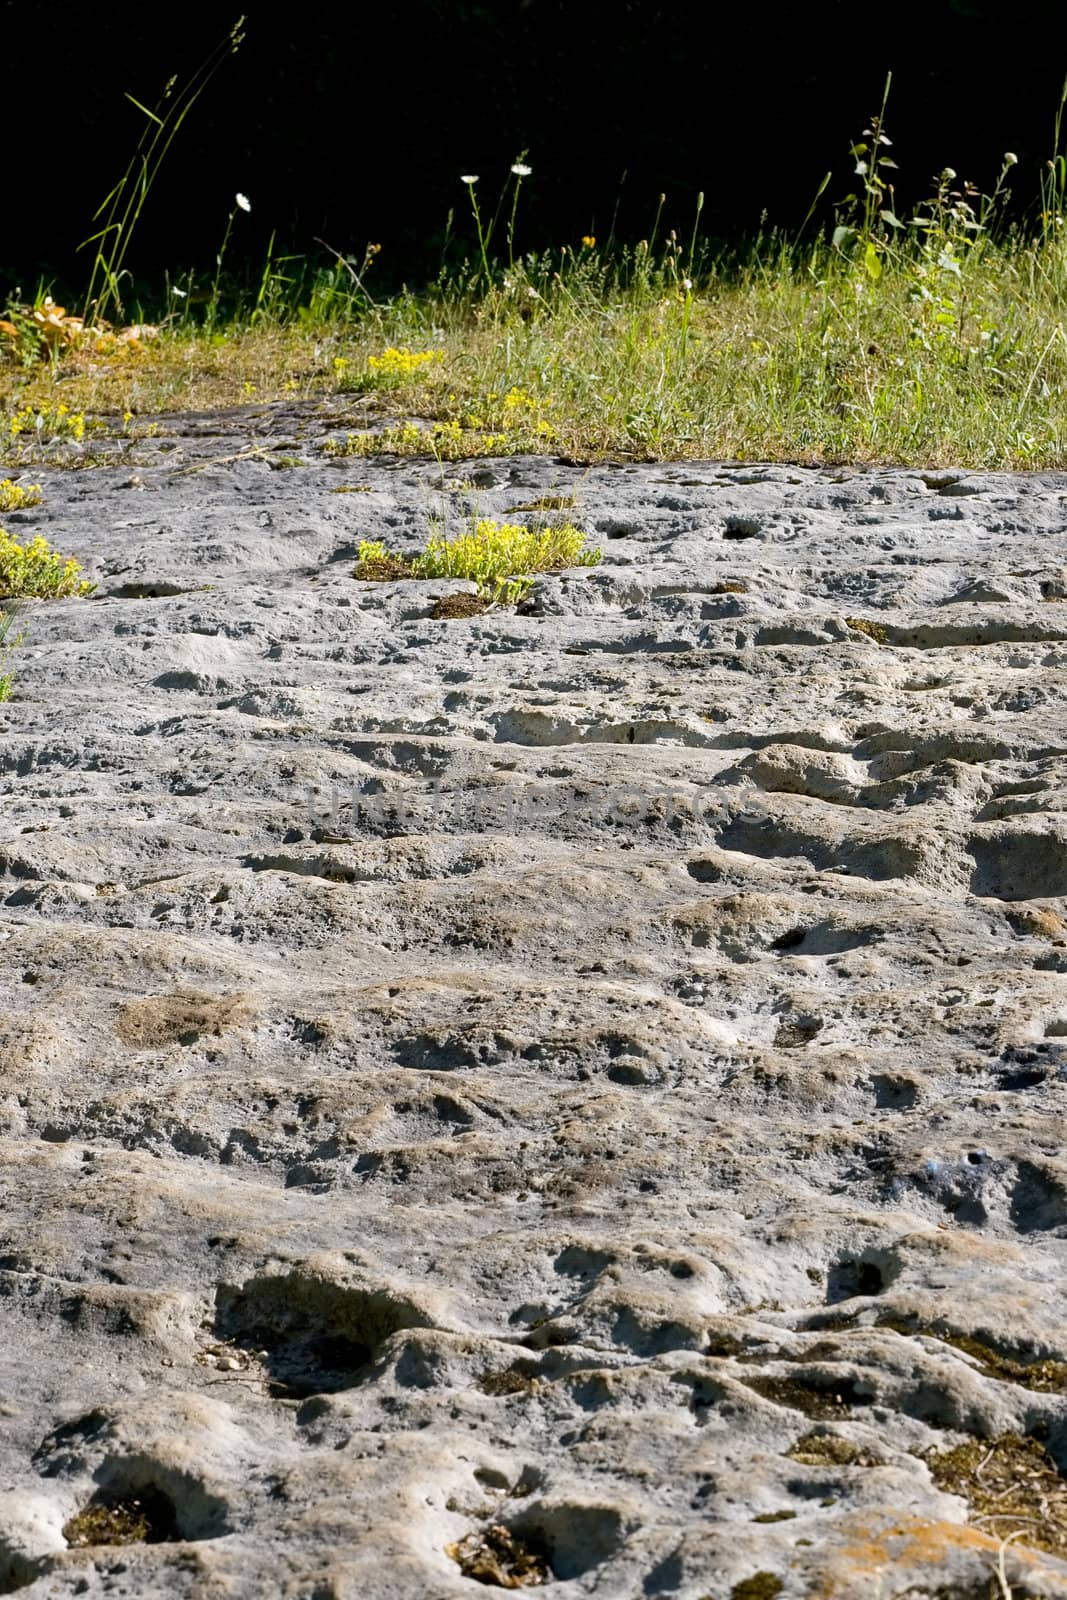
[235,193,251,212]
[511,162,532,177]
[460,175,479,186]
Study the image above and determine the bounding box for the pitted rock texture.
[1,405,1067,1596]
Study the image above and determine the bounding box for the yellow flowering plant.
[0,480,43,511]
[353,518,600,603]
[0,528,95,599]
[7,404,87,442]
[336,346,445,393]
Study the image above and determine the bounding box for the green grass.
[5,82,1067,468]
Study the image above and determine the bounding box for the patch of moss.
[507,495,577,512]
[447,1523,551,1587]
[731,1574,783,1600]
[705,1330,746,1359]
[711,581,748,595]
[879,1317,1067,1393]
[353,550,415,582]
[786,1430,868,1467]
[925,1433,1067,1559]
[744,1373,860,1419]
[752,1510,797,1523]
[63,1488,177,1548]
[478,1365,540,1397]
[774,1016,823,1049]
[430,592,491,620]
[844,616,889,644]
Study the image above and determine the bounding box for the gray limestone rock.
[0,405,1066,1595]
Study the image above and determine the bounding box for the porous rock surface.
[1,404,1067,1597]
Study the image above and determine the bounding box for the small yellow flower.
[6,405,86,443]
[366,346,444,380]
[581,235,596,248]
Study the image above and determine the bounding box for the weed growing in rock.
[355,519,599,603]
[417,518,598,598]
[878,1317,1067,1392]
[786,1431,871,1466]
[0,479,42,511]
[324,420,514,459]
[0,528,94,599]
[323,391,556,460]
[0,606,19,700]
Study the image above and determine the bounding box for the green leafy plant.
[0,529,95,599]
[355,519,599,603]
[832,72,901,279]
[0,605,20,700]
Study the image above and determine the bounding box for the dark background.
[3,0,1066,301]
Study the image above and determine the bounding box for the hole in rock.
[63,1487,178,1549]
[825,1257,889,1303]
[510,1503,625,1582]
[79,1456,229,1544]
[214,1271,430,1399]
[774,1015,823,1049]
[1009,1161,1067,1234]
[447,1523,552,1587]
[107,582,189,600]
[969,831,1067,900]
[685,858,723,883]
[871,1073,919,1110]
[744,1372,872,1418]
[997,1066,1047,1092]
